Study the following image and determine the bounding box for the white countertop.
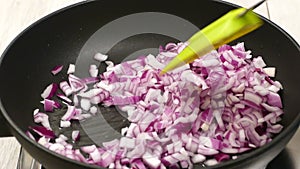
[0,0,299,169]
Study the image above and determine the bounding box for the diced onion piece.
[33,111,51,130]
[60,121,71,128]
[244,91,262,106]
[89,64,99,77]
[90,106,98,115]
[142,152,161,169]
[57,94,72,103]
[191,154,206,163]
[72,130,80,142]
[59,81,73,96]
[41,83,58,99]
[61,105,76,121]
[94,53,108,62]
[204,159,218,166]
[51,65,63,75]
[81,145,97,153]
[42,99,56,112]
[253,56,266,68]
[67,64,75,74]
[31,126,55,139]
[119,137,135,149]
[263,67,276,77]
[80,98,91,111]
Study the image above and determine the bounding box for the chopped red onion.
[252,56,266,68]
[191,154,206,163]
[89,64,99,77]
[58,134,68,141]
[41,99,56,112]
[33,111,51,130]
[31,126,56,139]
[41,83,58,99]
[89,106,98,115]
[142,152,161,168]
[60,120,71,128]
[61,105,76,121]
[81,145,97,154]
[59,81,73,96]
[72,130,80,142]
[28,42,284,169]
[204,159,218,166]
[94,53,108,62]
[69,74,87,92]
[90,149,102,163]
[80,98,91,111]
[49,143,65,152]
[57,93,72,103]
[263,67,276,77]
[119,137,135,149]
[51,65,63,75]
[67,64,76,74]
[38,137,51,148]
[267,92,283,108]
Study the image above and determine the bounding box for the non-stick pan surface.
[0,0,300,169]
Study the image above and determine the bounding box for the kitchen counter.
[0,0,299,169]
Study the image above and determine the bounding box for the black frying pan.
[0,0,300,169]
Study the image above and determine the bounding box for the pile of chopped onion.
[27,42,284,169]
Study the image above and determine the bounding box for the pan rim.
[0,0,299,168]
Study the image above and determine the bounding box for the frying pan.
[0,0,300,169]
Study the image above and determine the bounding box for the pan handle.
[0,113,12,137]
